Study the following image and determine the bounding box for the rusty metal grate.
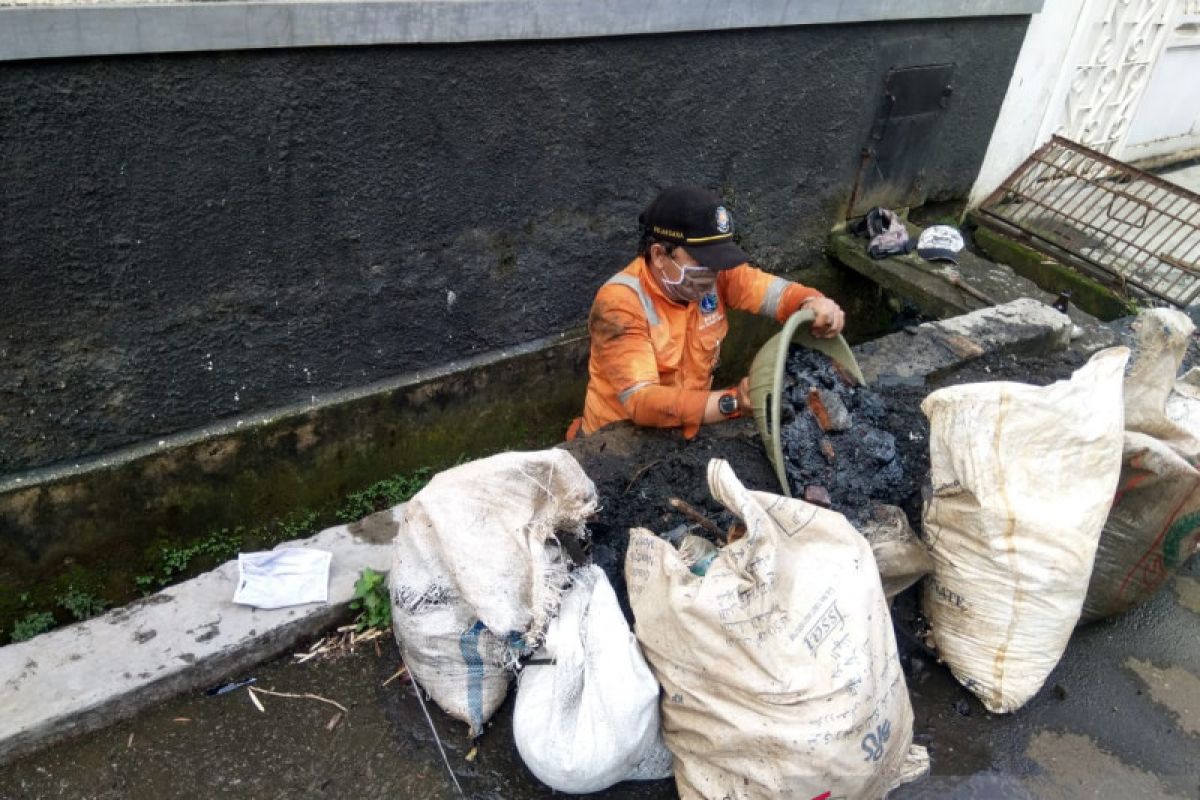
[978,135,1200,307]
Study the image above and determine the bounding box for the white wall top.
[0,0,1043,62]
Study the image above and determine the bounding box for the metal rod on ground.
[668,497,725,538]
[410,679,466,798]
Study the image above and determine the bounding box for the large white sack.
[921,347,1128,713]
[390,449,597,735]
[514,565,672,794]
[1083,310,1200,621]
[627,459,927,800]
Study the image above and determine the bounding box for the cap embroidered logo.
[715,206,731,234]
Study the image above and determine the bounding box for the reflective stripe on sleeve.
[759,276,790,318]
[617,380,655,405]
[605,273,660,326]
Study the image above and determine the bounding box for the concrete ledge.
[971,223,1140,321]
[829,225,1105,330]
[855,298,1074,386]
[0,0,1043,62]
[0,515,395,766]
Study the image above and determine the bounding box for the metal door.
[848,63,956,217]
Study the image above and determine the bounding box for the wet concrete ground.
[2,558,1197,800]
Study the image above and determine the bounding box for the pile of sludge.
[778,348,922,525]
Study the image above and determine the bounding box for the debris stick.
[668,497,724,537]
[624,459,662,494]
[251,687,348,714]
[382,664,409,687]
[945,272,998,306]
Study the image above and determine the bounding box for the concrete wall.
[970,0,1195,205]
[1,17,1030,475]
[969,0,1089,206]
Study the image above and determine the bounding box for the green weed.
[56,585,108,621]
[349,568,391,632]
[275,509,319,542]
[135,509,322,598]
[11,611,55,642]
[146,527,243,590]
[336,468,431,522]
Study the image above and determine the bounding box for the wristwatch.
[718,391,739,417]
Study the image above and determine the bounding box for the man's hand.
[736,377,754,418]
[803,297,846,339]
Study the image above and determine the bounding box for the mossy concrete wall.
[971,223,1140,320]
[0,332,585,628]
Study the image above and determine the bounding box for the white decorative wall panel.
[1055,0,1181,153]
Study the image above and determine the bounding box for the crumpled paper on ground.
[233,548,332,609]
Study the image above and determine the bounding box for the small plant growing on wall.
[337,468,432,523]
[56,585,108,621]
[11,611,56,643]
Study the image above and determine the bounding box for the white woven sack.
[514,565,672,794]
[627,459,927,800]
[921,347,1128,713]
[1084,310,1200,621]
[390,449,597,735]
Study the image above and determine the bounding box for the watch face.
[719,393,737,415]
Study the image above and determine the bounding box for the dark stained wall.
[0,17,1028,472]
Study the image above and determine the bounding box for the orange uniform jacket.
[582,257,823,438]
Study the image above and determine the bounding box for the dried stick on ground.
[248,687,349,714]
[625,459,662,494]
[382,665,409,687]
[668,497,724,537]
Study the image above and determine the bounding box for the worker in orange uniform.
[570,185,845,439]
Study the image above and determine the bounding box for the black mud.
[561,421,778,622]
[777,348,911,525]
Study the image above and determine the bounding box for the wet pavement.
[2,553,1197,800]
[892,559,1200,799]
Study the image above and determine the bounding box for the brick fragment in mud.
[806,387,852,432]
[805,388,832,430]
[804,485,832,507]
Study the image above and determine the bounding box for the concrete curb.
[0,512,397,766]
[855,297,1077,385]
[830,225,1103,330]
